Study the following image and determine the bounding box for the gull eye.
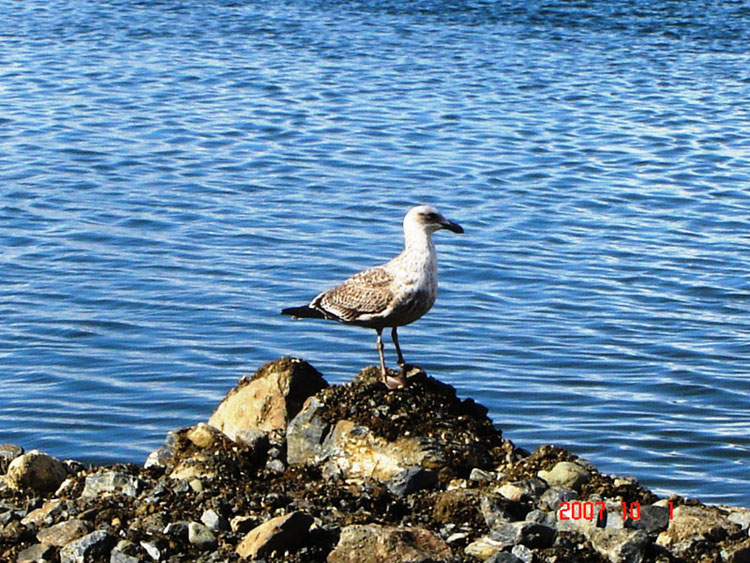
[423,212,439,222]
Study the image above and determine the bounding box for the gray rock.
[163,521,189,540]
[480,496,514,531]
[81,471,142,498]
[139,540,162,561]
[511,544,535,563]
[144,429,180,469]
[59,530,116,563]
[539,487,577,511]
[489,521,556,549]
[728,509,750,531]
[526,509,556,528]
[235,428,270,455]
[201,509,229,532]
[286,397,331,465]
[188,521,217,549]
[486,552,523,563]
[110,540,140,563]
[386,467,438,498]
[469,467,497,484]
[265,458,286,473]
[17,542,54,563]
[625,504,670,534]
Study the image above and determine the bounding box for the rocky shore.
[2,357,749,562]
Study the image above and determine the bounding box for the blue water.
[2,0,750,506]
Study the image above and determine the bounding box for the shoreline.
[2,357,749,562]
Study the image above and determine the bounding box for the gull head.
[404,205,464,236]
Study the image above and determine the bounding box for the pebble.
[386,467,438,498]
[201,509,229,532]
[59,530,115,563]
[81,471,142,498]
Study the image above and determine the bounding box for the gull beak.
[441,219,464,234]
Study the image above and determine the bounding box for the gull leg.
[376,328,387,379]
[391,326,406,367]
[377,327,406,389]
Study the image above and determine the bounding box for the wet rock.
[17,542,54,563]
[59,529,116,563]
[4,450,68,493]
[0,444,23,474]
[538,461,591,492]
[236,511,313,559]
[386,467,438,498]
[208,357,327,440]
[36,518,88,546]
[328,523,451,563]
[81,471,142,498]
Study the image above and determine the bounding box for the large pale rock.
[328,523,452,563]
[537,461,590,491]
[4,450,67,492]
[209,357,327,440]
[236,511,313,559]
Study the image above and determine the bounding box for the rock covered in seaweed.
[1,357,749,562]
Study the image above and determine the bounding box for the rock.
[230,514,256,534]
[538,487,577,511]
[59,530,116,563]
[328,523,452,563]
[386,467,438,498]
[469,467,497,484]
[286,396,331,465]
[4,450,68,492]
[729,508,750,531]
[723,538,750,563]
[17,542,54,563]
[110,540,140,563]
[498,478,547,502]
[526,509,556,528]
[208,357,327,440]
[234,428,270,454]
[266,458,286,473]
[163,521,189,540]
[140,540,163,560]
[657,504,742,552]
[511,544,535,563]
[36,518,89,546]
[186,423,226,449]
[21,498,65,527]
[625,503,670,534]
[0,444,23,474]
[538,461,591,491]
[200,509,229,532]
[486,552,524,563]
[81,471,142,498]
[188,521,217,549]
[489,521,556,549]
[464,536,505,560]
[480,496,515,530]
[236,511,313,559]
[144,429,179,469]
[587,528,649,563]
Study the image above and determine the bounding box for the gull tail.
[281,305,326,319]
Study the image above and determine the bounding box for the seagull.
[281,205,463,388]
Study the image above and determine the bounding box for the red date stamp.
[558,501,675,521]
